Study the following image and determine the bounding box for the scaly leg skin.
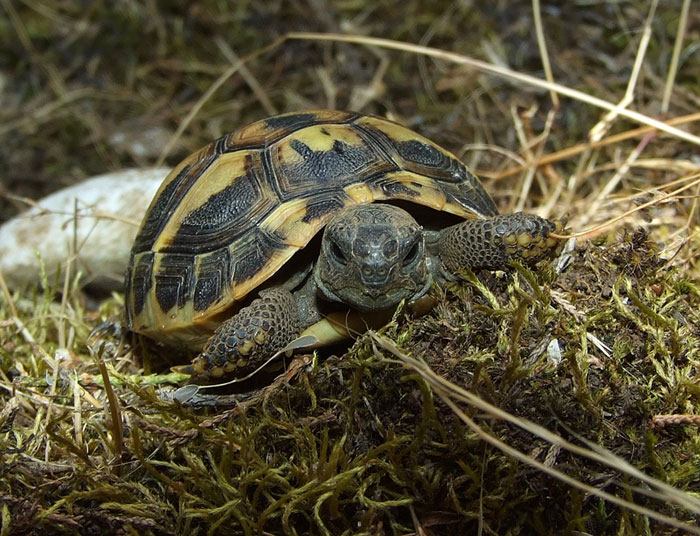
[438,213,564,273]
[173,287,302,381]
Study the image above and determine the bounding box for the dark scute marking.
[124,266,134,318]
[359,123,471,186]
[302,196,346,223]
[132,166,190,254]
[265,113,317,131]
[410,181,423,188]
[155,279,180,313]
[233,230,286,285]
[127,252,154,319]
[290,139,314,159]
[194,276,221,311]
[182,173,256,231]
[279,139,378,195]
[193,249,232,311]
[332,140,345,154]
[233,249,269,286]
[448,168,500,217]
[450,161,478,184]
[320,127,331,136]
[396,140,446,167]
[154,254,195,312]
[381,181,419,198]
[214,136,228,155]
[168,165,265,253]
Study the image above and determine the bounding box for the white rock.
[0,168,169,291]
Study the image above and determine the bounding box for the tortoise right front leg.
[437,212,564,273]
[174,287,302,380]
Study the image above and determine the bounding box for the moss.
[2,234,699,535]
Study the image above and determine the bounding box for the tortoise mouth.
[344,285,419,312]
[355,276,433,312]
[314,265,431,312]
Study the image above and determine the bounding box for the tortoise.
[125,110,564,381]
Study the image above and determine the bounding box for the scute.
[355,116,498,218]
[231,228,287,286]
[126,110,500,346]
[222,110,356,150]
[395,140,447,167]
[153,253,195,313]
[127,252,154,317]
[302,195,349,224]
[270,123,395,201]
[193,248,232,312]
[132,154,210,254]
[265,112,318,131]
[161,151,276,254]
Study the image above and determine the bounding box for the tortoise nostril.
[361,265,389,283]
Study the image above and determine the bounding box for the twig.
[661,0,691,113]
[569,172,700,239]
[482,112,700,180]
[532,0,558,107]
[286,32,700,146]
[215,37,277,116]
[156,36,286,165]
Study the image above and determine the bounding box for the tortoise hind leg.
[174,287,302,380]
[437,213,564,273]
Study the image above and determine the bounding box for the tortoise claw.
[171,364,196,375]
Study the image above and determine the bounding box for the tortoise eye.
[403,241,421,267]
[329,240,348,266]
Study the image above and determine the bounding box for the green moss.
[7,233,700,535]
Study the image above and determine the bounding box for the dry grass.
[1,1,699,535]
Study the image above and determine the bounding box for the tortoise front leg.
[437,213,564,273]
[175,287,302,380]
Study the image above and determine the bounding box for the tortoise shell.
[125,110,498,346]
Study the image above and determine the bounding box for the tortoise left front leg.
[173,287,303,381]
[437,212,564,273]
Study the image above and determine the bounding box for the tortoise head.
[314,204,431,311]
